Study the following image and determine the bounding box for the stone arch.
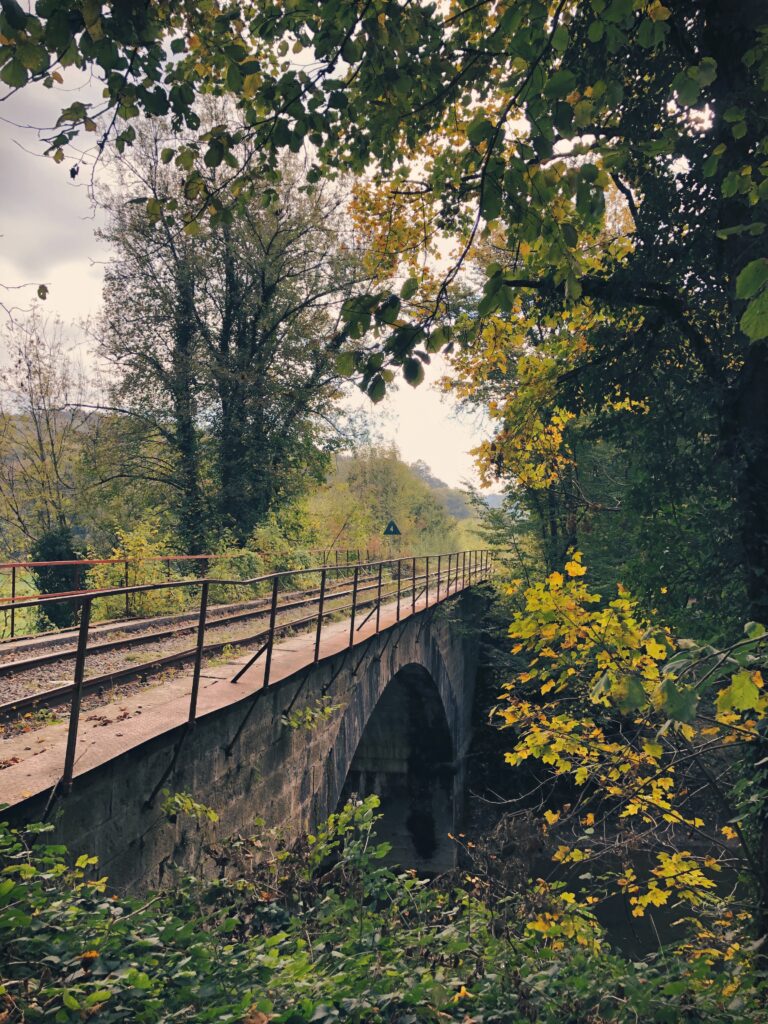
[335,662,457,872]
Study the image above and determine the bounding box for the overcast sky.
[1,79,495,491]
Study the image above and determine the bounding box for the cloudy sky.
[1,79,494,490]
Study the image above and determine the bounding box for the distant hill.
[409,460,504,518]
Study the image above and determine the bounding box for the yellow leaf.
[645,639,667,660]
[565,559,587,577]
[544,809,560,826]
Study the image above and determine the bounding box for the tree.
[496,555,768,948]
[3,0,765,610]
[0,312,92,555]
[97,116,365,549]
[306,447,461,555]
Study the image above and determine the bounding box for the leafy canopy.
[1,1,765,397]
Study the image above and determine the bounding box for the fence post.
[349,566,359,646]
[437,555,442,602]
[425,556,430,607]
[314,568,327,662]
[61,596,92,794]
[462,550,466,589]
[411,557,417,614]
[396,559,402,621]
[263,574,280,688]
[188,581,209,724]
[10,565,15,639]
[375,562,383,633]
[124,560,130,617]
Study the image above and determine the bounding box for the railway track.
[0,569,419,720]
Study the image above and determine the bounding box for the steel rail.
[0,576,426,719]
[0,570,389,678]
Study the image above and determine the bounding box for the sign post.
[383,519,402,570]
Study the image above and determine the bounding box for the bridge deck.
[0,589,443,810]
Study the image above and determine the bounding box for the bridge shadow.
[336,663,456,873]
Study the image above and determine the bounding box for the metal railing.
[0,546,389,639]
[2,549,493,794]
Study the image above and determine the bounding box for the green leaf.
[335,351,356,376]
[426,325,451,353]
[368,375,386,402]
[467,114,493,146]
[400,276,419,300]
[543,69,576,100]
[403,357,425,387]
[226,62,243,91]
[561,222,579,248]
[716,670,762,714]
[672,70,700,107]
[481,183,502,222]
[17,42,48,72]
[618,676,647,712]
[204,139,224,167]
[661,679,698,723]
[376,295,401,325]
[146,197,162,220]
[745,621,766,639]
[588,21,605,42]
[741,289,768,341]
[0,58,27,87]
[695,57,717,87]
[736,259,768,300]
[551,24,569,51]
[1,0,28,30]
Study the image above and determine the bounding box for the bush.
[1,799,765,1023]
[88,521,190,621]
[29,526,85,629]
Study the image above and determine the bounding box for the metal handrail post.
[375,562,383,632]
[437,555,442,602]
[124,560,130,617]
[314,568,327,662]
[462,550,466,589]
[61,596,92,793]
[10,565,15,638]
[411,557,416,614]
[263,574,280,687]
[188,580,209,723]
[425,556,430,607]
[396,559,402,621]
[349,566,359,646]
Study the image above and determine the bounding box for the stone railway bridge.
[3,572,488,891]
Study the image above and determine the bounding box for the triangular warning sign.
[383,519,401,536]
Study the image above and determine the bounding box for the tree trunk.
[171,267,207,555]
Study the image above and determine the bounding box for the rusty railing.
[2,549,493,793]
[0,546,388,639]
